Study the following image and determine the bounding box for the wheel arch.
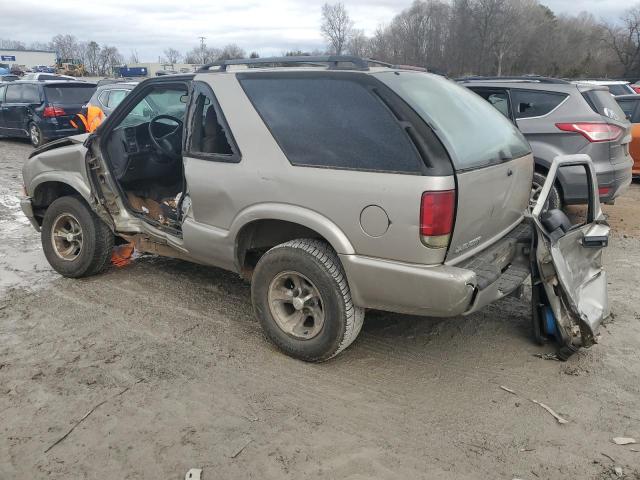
[232,204,355,279]
[30,176,93,225]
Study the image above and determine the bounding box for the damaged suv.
[21,56,610,361]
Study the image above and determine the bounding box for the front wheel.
[251,239,365,362]
[29,122,45,147]
[41,196,114,278]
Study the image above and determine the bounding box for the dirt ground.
[1,138,639,479]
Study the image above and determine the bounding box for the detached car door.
[531,154,609,355]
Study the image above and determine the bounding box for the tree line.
[320,0,640,79]
[3,1,640,79]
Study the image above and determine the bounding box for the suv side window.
[21,84,41,103]
[5,84,22,103]
[186,81,238,161]
[617,99,638,122]
[106,89,128,109]
[239,74,425,173]
[511,90,568,119]
[470,88,512,119]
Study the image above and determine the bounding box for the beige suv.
[20,56,609,361]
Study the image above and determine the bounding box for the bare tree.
[129,49,140,64]
[219,44,246,60]
[163,47,181,64]
[320,2,354,55]
[346,29,369,57]
[85,41,100,75]
[0,39,26,50]
[604,7,640,77]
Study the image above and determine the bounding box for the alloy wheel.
[268,271,325,339]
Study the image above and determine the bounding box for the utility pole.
[199,36,206,65]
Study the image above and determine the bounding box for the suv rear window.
[376,72,530,171]
[581,89,627,121]
[511,90,567,118]
[239,74,425,173]
[44,84,95,104]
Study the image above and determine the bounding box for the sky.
[0,0,630,62]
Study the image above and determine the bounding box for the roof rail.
[196,56,427,73]
[197,55,371,72]
[456,75,569,84]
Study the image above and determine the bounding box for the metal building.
[0,49,57,69]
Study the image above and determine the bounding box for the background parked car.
[0,80,96,146]
[0,74,20,83]
[615,94,640,179]
[88,81,138,116]
[71,81,138,133]
[459,76,632,209]
[572,79,635,96]
[22,72,77,81]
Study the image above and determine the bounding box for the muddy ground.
[1,138,639,479]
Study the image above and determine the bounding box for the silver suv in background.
[460,76,633,209]
[20,57,609,361]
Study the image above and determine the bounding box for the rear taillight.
[598,186,611,197]
[633,86,640,94]
[555,122,623,143]
[420,190,455,248]
[43,105,66,118]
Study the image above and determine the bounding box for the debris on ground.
[530,399,569,424]
[185,468,202,480]
[111,243,136,267]
[533,352,560,361]
[614,466,623,477]
[612,437,637,445]
[499,386,568,424]
[229,437,253,459]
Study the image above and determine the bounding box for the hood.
[29,134,90,159]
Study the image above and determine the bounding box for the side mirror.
[143,107,153,118]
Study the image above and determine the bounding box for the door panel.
[531,154,609,350]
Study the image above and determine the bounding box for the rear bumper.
[39,119,78,140]
[340,223,531,317]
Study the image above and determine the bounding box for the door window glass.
[0,85,6,102]
[511,90,567,118]
[5,84,21,102]
[470,88,511,119]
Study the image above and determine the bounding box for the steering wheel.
[148,114,183,160]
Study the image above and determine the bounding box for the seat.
[201,106,221,153]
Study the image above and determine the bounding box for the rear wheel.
[251,239,365,362]
[29,122,45,147]
[531,171,561,211]
[41,196,114,278]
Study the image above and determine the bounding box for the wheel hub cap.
[51,213,83,261]
[268,271,325,340]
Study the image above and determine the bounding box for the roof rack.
[456,75,569,84]
[196,56,427,73]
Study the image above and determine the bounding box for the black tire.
[41,196,114,278]
[251,239,365,362]
[531,171,562,211]
[29,122,46,147]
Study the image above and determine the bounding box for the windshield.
[45,85,95,104]
[375,71,531,171]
